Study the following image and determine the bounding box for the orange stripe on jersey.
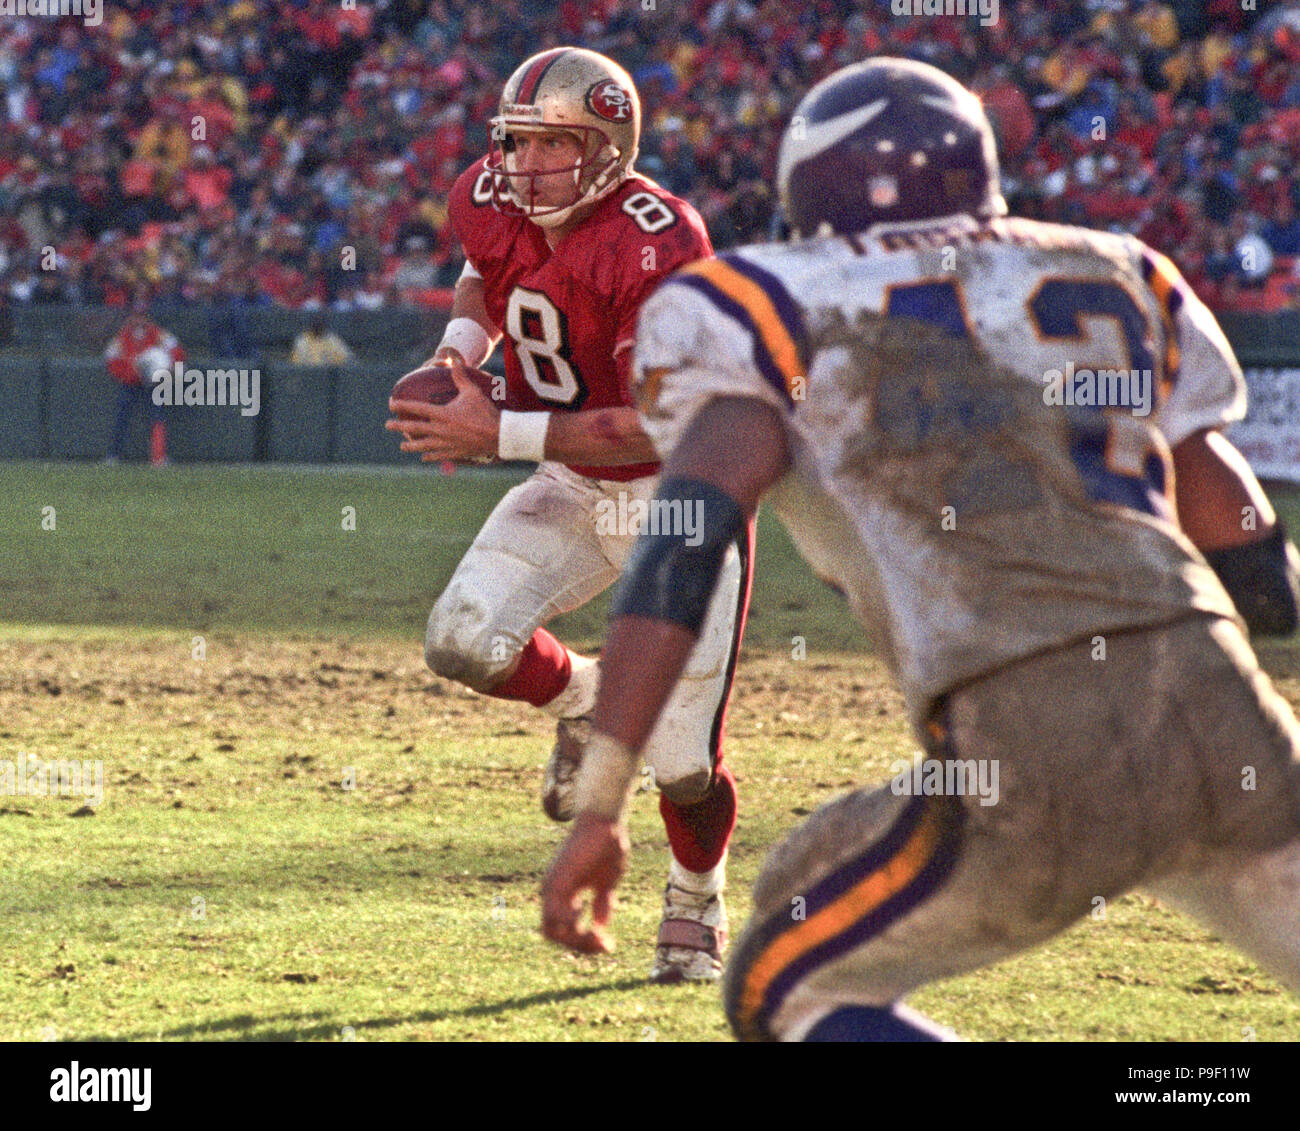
[735,796,946,1034]
[1143,249,1183,390]
[678,259,804,399]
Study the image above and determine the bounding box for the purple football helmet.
[777,58,1007,236]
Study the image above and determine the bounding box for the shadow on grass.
[83,978,651,1041]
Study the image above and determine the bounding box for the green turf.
[1,462,1298,1042]
[0,462,867,651]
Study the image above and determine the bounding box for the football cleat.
[541,714,591,823]
[777,56,1007,236]
[650,884,728,984]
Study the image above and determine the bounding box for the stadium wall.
[1,310,1297,474]
[1218,313,1300,482]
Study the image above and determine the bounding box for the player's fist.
[386,357,503,463]
[389,359,498,414]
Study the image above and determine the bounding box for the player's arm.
[527,405,658,465]
[533,336,668,466]
[1173,427,1300,636]
[390,374,659,465]
[395,340,659,465]
[389,260,506,461]
[419,260,500,368]
[1144,244,1299,635]
[541,395,790,955]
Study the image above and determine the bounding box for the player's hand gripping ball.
[387,358,503,463]
[389,360,498,414]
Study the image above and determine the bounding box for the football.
[390,362,500,417]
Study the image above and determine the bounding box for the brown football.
[390,363,500,417]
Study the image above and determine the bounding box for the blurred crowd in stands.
[1,0,1298,318]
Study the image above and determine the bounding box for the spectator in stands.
[290,315,352,365]
[0,0,1293,317]
[103,301,184,466]
[1262,199,1300,257]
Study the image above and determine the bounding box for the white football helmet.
[488,47,640,228]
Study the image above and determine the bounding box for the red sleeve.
[609,188,713,359]
[448,156,498,266]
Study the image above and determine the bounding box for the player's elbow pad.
[610,477,746,635]
[1203,522,1300,637]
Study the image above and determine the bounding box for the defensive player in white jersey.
[541,58,1300,1040]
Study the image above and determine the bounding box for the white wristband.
[573,732,641,821]
[437,317,492,368]
[498,410,551,462]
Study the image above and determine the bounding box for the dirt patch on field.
[12,625,1299,747]
[7,629,1298,768]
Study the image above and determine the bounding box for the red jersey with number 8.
[448,155,712,481]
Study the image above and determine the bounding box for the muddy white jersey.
[633,215,1244,727]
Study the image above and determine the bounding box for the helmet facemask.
[488,119,624,228]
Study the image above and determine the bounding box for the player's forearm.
[1173,428,1277,550]
[540,406,658,465]
[573,399,788,819]
[573,614,697,821]
[423,276,498,366]
[449,274,491,327]
[1175,428,1299,636]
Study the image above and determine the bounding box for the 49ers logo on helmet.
[586,79,633,122]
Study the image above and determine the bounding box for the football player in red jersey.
[387,48,749,982]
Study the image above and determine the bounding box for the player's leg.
[147,386,167,466]
[1139,616,1300,993]
[593,473,754,980]
[1142,840,1300,996]
[724,782,985,1041]
[642,529,750,982]
[724,618,1291,1040]
[423,463,616,716]
[108,385,136,461]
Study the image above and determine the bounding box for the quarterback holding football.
[388,48,749,982]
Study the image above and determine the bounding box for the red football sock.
[485,628,571,708]
[660,762,737,874]
[150,421,167,464]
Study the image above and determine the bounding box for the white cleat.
[541,715,591,823]
[650,883,728,984]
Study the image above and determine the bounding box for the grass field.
[3,461,1300,1042]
